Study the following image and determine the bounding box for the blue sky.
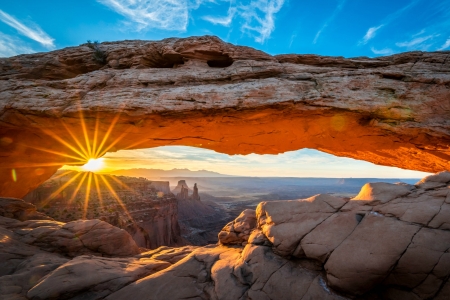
[2,0,446,177]
[1,0,449,57]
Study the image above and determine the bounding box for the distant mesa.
[107,168,236,179]
[173,180,201,201]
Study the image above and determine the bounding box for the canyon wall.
[2,172,450,299]
[174,181,232,245]
[23,172,184,249]
[0,36,449,197]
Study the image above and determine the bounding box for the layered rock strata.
[2,172,450,299]
[173,180,231,245]
[23,172,185,249]
[1,36,450,197]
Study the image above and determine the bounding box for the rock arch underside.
[1,36,450,300]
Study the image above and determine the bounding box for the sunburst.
[20,104,140,222]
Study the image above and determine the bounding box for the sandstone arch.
[1,36,449,198]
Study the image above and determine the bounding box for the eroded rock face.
[0,197,52,221]
[253,171,450,298]
[218,209,256,246]
[0,199,140,258]
[1,36,450,197]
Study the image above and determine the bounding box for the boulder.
[2,217,140,257]
[218,209,256,246]
[257,194,347,256]
[27,255,170,300]
[352,182,414,203]
[0,197,52,221]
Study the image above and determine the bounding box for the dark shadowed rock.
[0,197,52,221]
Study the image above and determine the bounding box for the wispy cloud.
[361,25,384,45]
[289,32,297,48]
[98,0,285,43]
[96,0,189,31]
[202,7,237,26]
[238,0,285,43]
[359,0,421,45]
[313,0,347,44]
[396,33,439,49]
[0,32,34,57]
[0,9,54,48]
[438,38,450,50]
[370,47,394,56]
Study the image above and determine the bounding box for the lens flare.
[82,158,105,172]
[20,103,134,222]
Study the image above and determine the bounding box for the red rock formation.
[176,185,189,201]
[23,172,185,250]
[149,181,171,195]
[172,180,190,196]
[192,183,200,201]
[2,172,450,299]
[0,36,449,198]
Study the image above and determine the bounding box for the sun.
[82,158,105,172]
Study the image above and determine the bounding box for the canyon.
[0,36,449,198]
[0,36,449,299]
[22,171,230,248]
[1,172,450,299]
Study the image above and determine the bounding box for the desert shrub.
[86,40,107,64]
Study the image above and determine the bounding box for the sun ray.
[42,129,89,161]
[93,173,104,211]
[48,170,76,181]
[91,114,101,159]
[60,121,90,160]
[107,174,139,196]
[79,109,93,158]
[82,172,93,219]
[23,145,87,162]
[41,172,83,207]
[6,162,85,169]
[99,174,133,220]
[94,112,122,158]
[97,132,128,158]
[67,172,88,205]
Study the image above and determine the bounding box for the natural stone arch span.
[0,36,449,198]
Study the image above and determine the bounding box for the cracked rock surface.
[1,36,450,198]
[2,172,450,299]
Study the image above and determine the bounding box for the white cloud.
[313,0,347,44]
[438,38,450,50]
[202,7,237,26]
[359,0,420,45]
[396,34,439,48]
[97,0,189,31]
[361,25,384,44]
[238,0,285,43]
[370,47,394,55]
[97,0,285,43]
[0,10,54,48]
[0,32,34,57]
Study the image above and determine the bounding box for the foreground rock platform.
[1,172,450,299]
[1,35,450,197]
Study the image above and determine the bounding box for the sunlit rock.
[218,209,256,246]
[1,36,450,197]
